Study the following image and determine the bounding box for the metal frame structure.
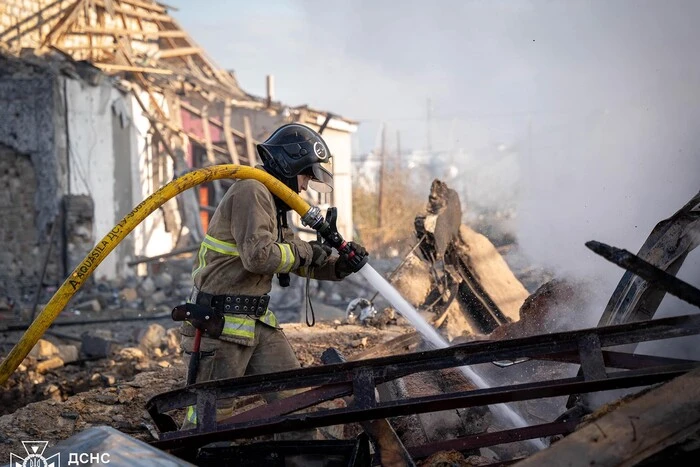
[145,241,700,462]
[147,313,700,454]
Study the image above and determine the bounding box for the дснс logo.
[10,441,60,467]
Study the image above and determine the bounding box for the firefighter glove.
[309,241,332,268]
[335,242,368,278]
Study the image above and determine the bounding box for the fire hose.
[0,165,367,385]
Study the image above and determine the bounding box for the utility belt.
[189,287,270,317]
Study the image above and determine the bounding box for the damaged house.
[0,0,357,309]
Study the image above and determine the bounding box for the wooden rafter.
[116,0,167,13]
[70,27,185,38]
[130,89,176,160]
[158,46,201,59]
[185,131,228,156]
[200,105,216,165]
[40,0,86,49]
[223,102,241,165]
[179,101,250,141]
[93,0,171,22]
[113,35,172,125]
[243,115,257,166]
[94,63,173,74]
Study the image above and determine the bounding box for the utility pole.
[396,130,402,169]
[377,123,386,229]
[426,97,432,153]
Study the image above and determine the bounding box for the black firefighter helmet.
[257,123,333,194]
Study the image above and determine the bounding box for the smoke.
[516,81,700,324]
[174,1,700,326]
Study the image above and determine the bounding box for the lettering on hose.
[66,198,154,291]
[69,240,112,290]
[10,441,59,467]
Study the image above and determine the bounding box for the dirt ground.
[0,320,411,460]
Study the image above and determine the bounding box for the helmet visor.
[308,163,333,193]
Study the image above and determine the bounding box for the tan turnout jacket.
[181,178,340,346]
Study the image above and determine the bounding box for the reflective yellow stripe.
[186,405,197,425]
[192,235,239,281]
[203,235,239,256]
[274,243,294,273]
[191,243,207,279]
[222,315,256,338]
[259,309,278,328]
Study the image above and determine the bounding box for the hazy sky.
[171,1,700,326]
[171,1,700,152]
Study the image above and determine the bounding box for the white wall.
[129,89,177,274]
[318,126,354,240]
[66,79,176,279]
[65,79,121,279]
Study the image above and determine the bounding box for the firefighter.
[179,123,367,427]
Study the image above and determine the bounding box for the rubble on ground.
[0,321,413,461]
[0,177,556,461]
[3,180,697,465]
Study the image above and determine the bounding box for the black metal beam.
[147,313,700,414]
[586,240,700,309]
[151,363,697,450]
[407,420,579,459]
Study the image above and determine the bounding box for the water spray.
[302,204,545,450]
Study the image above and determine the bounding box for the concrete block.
[57,344,79,363]
[137,323,166,351]
[139,277,156,295]
[36,356,64,373]
[74,298,102,312]
[153,272,173,290]
[166,327,181,353]
[29,339,59,359]
[119,287,138,302]
[81,333,117,358]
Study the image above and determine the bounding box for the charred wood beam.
[586,240,700,309]
[540,349,698,370]
[516,366,700,467]
[598,190,700,326]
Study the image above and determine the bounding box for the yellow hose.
[0,165,311,385]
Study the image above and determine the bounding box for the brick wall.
[0,144,63,304]
[0,55,63,308]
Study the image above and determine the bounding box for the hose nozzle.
[302,206,368,272]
